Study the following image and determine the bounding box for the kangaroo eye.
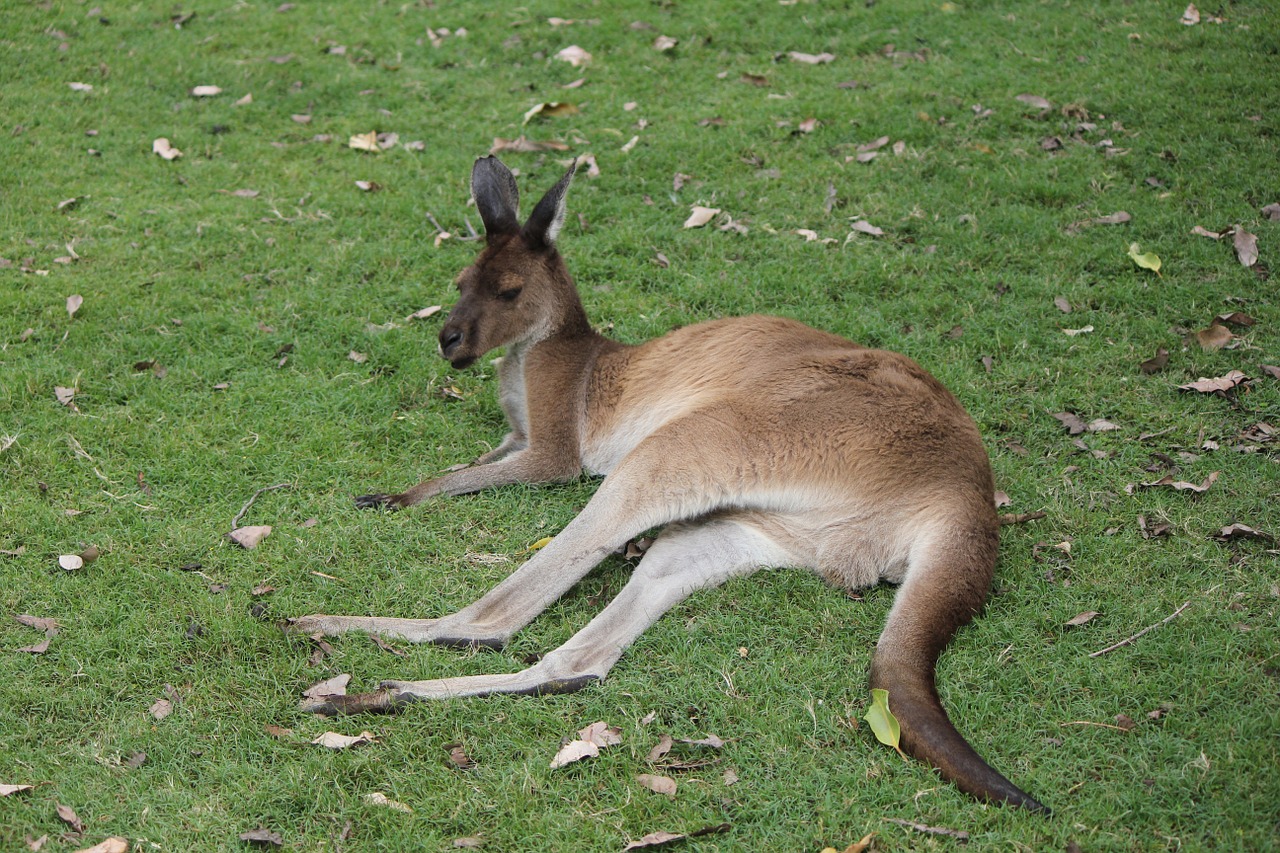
[498,288,522,302]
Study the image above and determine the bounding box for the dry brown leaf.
[1261,365,1280,380]
[624,831,686,850]
[555,45,592,66]
[1088,418,1121,432]
[678,733,725,749]
[407,305,441,321]
[1140,348,1169,374]
[797,117,819,133]
[653,35,678,51]
[490,136,569,154]
[312,730,377,749]
[847,220,884,237]
[1214,524,1273,542]
[1232,226,1258,267]
[549,738,599,768]
[683,206,720,228]
[72,839,128,853]
[1178,371,1248,394]
[66,294,83,318]
[1067,211,1131,233]
[1052,412,1087,435]
[364,792,413,813]
[1194,324,1233,351]
[149,698,173,720]
[235,93,253,106]
[56,803,84,832]
[637,773,677,796]
[1262,203,1280,221]
[523,102,579,124]
[303,673,351,698]
[1,784,34,796]
[228,525,272,549]
[446,742,475,769]
[1065,611,1100,627]
[1214,311,1255,328]
[789,51,836,64]
[348,132,380,152]
[1191,225,1227,239]
[152,137,182,160]
[348,350,368,364]
[1139,471,1219,494]
[1054,296,1071,313]
[452,838,484,849]
[579,720,623,747]
[238,828,284,847]
[1016,94,1052,110]
[647,733,674,761]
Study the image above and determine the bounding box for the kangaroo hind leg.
[309,516,791,713]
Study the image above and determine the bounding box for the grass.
[2,0,1278,850]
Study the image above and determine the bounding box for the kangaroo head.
[438,156,578,369]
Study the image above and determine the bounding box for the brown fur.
[294,157,1047,812]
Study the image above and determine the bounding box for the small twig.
[884,818,969,843]
[231,483,292,530]
[424,211,449,236]
[1089,600,1192,658]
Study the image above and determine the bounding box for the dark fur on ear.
[522,161,577,249]
[472,156,521,239]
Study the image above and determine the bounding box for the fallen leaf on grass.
[653,35,678,51]
[72,839,128,853]
[354,181,380,192]
[1261,365,1280,380]
[149,698,173,720]
[152,137,183,160]
[68,82,94,92]
[1128,243,1161,274]
[239,828,284,847]
[490,136,569,154]
[847,220,884,238]
[1052,412,1087,435]
[1262,203,1280,221]
[522,102,579,124]
[303,673,351,698]
[637,773,677,796]
[312,730,377,749]
[683,206,720,228]
[190,85,222,97]
[1194,324,1233,351]
[555,45,591,66]
[1181,3,1200,24]
[66,294,83,317]
[1232,226,1258,267]
[1054,296,1071,313]
[647,733,674,761]
[886,818,970,842]
[1067,211,1131,233]
[1214,524,1273,543]
[580,720,622,747]
[1140,348,1169,374]
[1191,225,1228,239]
[453,838,484,849]
[364,792,412,813]
[1178,371,1248,394]
[227,525,272,549]
[1063,325,1094,336]
[348,132,380,152]
[864,688,905,758]
[1,784,34,796]
[788,51,835,64]
[624,825,730,850]
[446,742,476,769]
[1065,611,1100,627]
[1016,94,1051,110]
[1138,471,1219,494]
[57,802,84,832]
[550,738,599,768]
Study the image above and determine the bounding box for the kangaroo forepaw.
[354,492,397,509]
[300,688,403,716]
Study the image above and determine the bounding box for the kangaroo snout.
[439,325,475,368]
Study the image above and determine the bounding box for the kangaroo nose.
[439,327,464,358]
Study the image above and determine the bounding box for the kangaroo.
[291,155,1047,812]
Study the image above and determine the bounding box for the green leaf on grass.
[1128,242,1162,275]
[864,688,906,759]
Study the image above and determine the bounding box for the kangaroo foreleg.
[355,448,579,509]
[305,517,789,713]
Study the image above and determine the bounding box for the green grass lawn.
[3,1,1278,850]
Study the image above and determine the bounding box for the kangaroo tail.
[869,521,1049,813]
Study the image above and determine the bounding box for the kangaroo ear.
[522,160,577,249]
[472,156,521,239]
